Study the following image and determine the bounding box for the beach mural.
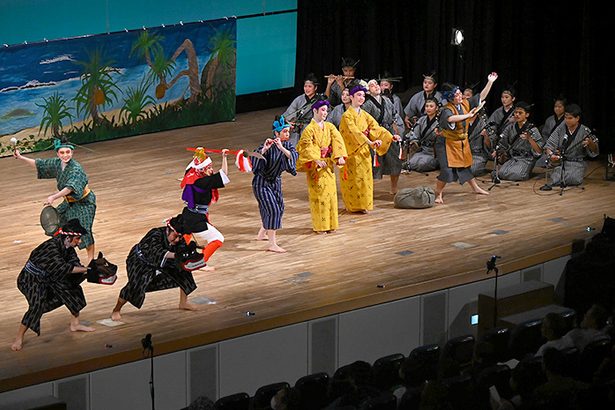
[0,18,236,156]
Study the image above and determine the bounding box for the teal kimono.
[36,158,96,248]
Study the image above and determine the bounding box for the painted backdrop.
[0,18,236,156]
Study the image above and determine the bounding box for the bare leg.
[11,324,28,351]
[86,244,95,263]
[70,314,95,332]
[256,226,267,241]
[390,174,400,194]
[111,297,127,321]
[179,289,198,311]
[468,178,489,195]
[266,229,286,253]
[435,180,446,204]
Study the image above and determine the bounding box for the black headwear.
[341,57,359,69]
[59,219,88,236]
[423,71,438,83]
[167,214,186,235]
[514,101,533,112]
[304,72,320,86]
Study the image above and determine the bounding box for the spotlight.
[451,28,464,46]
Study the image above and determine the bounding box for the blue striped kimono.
[251,140,298,230]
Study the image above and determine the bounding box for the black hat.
[304,72,320,86]
[378,71,403,83]
[423,71,438,83]
[514,101,533,112]
[341,57,359,69]
[59,219,88,236]
[167,214,186,235]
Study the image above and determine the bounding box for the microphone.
[141,333,153,351]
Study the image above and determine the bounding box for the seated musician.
[540,103,599,190]
[282,73,322,147]
[491,102,544,181]
[324,57,360,106]
[464,84,494,176]
[404,97,440,173]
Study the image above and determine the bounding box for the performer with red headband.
[297,100,347,233]
[13,138,97,262]
[111,214,202,321]
[11,219,95,351]
[252,115,298,252]
[180,147,229,268]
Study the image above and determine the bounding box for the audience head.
[581,304,609,330]
[542,312,569,340]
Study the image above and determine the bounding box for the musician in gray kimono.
[403,73,443,131]
[326,87,351,129]
[463,87,494,176]
[536,96,567,167]
[492,102,543,181]
[487,86,517,142]
[541,104,599,190]
[363,79,404,193]
[282,73,321,146]
[405,97,439,173]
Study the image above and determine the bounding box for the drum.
[40,205,60,236]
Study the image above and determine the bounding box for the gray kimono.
[403,91,443,121]
[363,95,405,177]
[494,122,543,181]
[406,114,439,172]
[544,124,598,186]
[282,94,318,146]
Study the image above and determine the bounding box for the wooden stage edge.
[1,107,613,393]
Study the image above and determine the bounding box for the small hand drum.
[40,205,60,236]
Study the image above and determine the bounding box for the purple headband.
[349,85,368,96]
[312,99,331,110]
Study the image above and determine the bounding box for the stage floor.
[1,107,613,392]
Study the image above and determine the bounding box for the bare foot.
[267,245,287,253]
[256,236,267,241]
[326,230,336,234]
[179,302,198,311]
[70,323,95,332]
[435,195,444,204]
[11,338,23,351]
[473,187,490,195]
[111,311,122,321]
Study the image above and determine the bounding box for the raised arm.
[479,72,499,102]
[13,149,36,168]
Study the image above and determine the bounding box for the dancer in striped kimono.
[405,97,440,173]
[252,115,298,252]
[297,99,347,233]
[14,138,97,262]
[180,147,229,269]
[111,215,199,321]
[541,104,599,190]
[11,219,94,351]
[492,102,543,181]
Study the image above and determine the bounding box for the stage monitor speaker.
[477,280,553,334]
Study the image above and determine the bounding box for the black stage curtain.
[296,0,612,151]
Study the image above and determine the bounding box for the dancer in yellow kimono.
[339,85,394,213]
[296,99,347,233]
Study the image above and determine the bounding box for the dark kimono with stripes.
[251,141,298,230]
[17,237,87,335]
[120,227,197,309]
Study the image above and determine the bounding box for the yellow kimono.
[297,120,348,232]
[339,107,393,212]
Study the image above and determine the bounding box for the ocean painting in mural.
[0,18,236,156]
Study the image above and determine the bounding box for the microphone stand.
[486,255,501,328]
[142,334,155,410]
